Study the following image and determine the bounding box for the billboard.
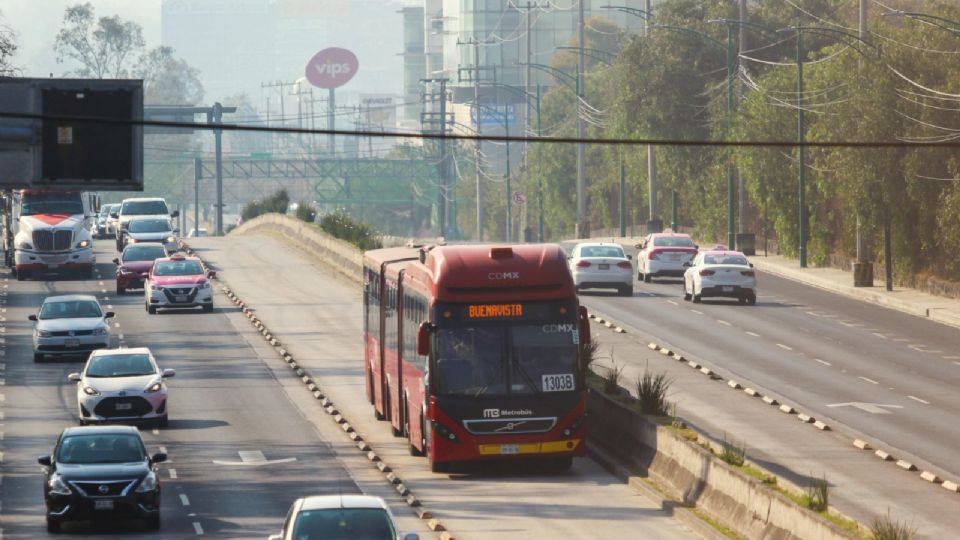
[305,47,359,89]
[360,95,397,130]
[470,104,516,129]
[0,78,143,191]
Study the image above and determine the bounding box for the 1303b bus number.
[541,373,575,392]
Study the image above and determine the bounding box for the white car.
[68,348,175,427]
[636,232,698,283]
[187,228,209,238]
[568,242,633,296]
[30,295,114,362]
[683,249,757,305]
[113,197,178,251]
[145,254,216,314]
[268,494,419,540]
[125,217,179,252]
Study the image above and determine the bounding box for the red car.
[113,244,168,294]
[144,254,216,314]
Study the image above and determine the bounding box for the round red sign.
[305,47,359,89]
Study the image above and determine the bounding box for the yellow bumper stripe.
[477,439,580,456]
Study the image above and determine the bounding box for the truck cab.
[6,190,99,280]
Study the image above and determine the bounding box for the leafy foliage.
[241,189,289,221]
[0,11,17,76]
[295,201,317,223]
[319,211,383,251]
[54,3,145,78]
[137,46,205,105]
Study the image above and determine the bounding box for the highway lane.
[188,234,704,540]
[574,260,960,480]
[0,240,413,539]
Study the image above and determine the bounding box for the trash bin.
[736,233,756,256]
[853,262,873,287]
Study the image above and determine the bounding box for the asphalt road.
[187,234,701,540]
[0,240,413,539]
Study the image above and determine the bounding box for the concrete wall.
[228,214,860,540]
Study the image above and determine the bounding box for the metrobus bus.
[363,244,591,472]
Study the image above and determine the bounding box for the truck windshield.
[434,323,578,397]
[21,195,84,216]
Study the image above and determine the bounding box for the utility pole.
[421,78,450,237]
[194,158,200,234]
[536,83,544,242]
[575,0,586,238]
[458,37,495,241]
[795,24,807,268]
[857,0,874,281]
[212,102,224,236]
[737,0,748,240]
[644,0,659,234]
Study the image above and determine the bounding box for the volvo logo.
[496,421,527,432]
[98,484,109,494]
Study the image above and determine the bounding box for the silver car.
[68,347,174,427]
[567,242,634,296]
[268,494,418,540]
[30,295,114,362]
[125,217,178,252]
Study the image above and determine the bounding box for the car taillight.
[616,261,632,269]
[648,250,659,260]
[741,270,754,277]
[699,269,715,276]
[576,260,591,268]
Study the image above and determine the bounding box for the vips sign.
[305,47,359,89]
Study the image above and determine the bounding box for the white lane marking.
[776,343,793,351]
[858,376,879,385]
[690,309,703,315]
[113,323,120,328]
[805,311,819,316]
[169,469,178,479]
[716,320,731,326]
[193,522,204,535]
[98,281,104,286]
[872,333,888,339]
[667,300,678,306]
[908,395,930,405]
[745,331,760,337]
[815,358,832,366]
[908,344,928,352]
[827,402,902,414]
[159,446,168,454]
[152,429,160,436]
[893,338,908,342]
[180,494,190,506]
[107,305,113,309]
[100,289,106,293]
[839,321,864,327]
[953,361,960,367]
[944,355,960,360]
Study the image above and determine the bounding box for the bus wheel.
[430,459,448,474]
[408,412,425,457]
[550,456,573,472]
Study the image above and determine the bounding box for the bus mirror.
[578,306,591,345]
[416,321,433,356]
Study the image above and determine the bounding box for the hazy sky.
[1,1,162,77]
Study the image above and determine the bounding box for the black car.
[39,425,166,533]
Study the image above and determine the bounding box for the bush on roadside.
[869,511,915,540]
[241,189,290,221]
[295,201,317,223]
[804,474,829,512]
[603,362,625,395]
[320,211,382,251]
[636,364,672,416]
[719,435,746,467]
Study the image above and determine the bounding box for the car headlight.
[37,329,52,337]
[91,326,109,336]
[119,266,135,274]
[17,240,32,250]
[75,239,90,248]
[48,473,72,495]
[127,238,138,244]
[135,471,157,493]
[82,384,101,396]
[166,236,176,243]
[199,281,210,289]
[145,381,163,393]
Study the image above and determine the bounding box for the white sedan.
[68,347,175,427]
[683,249,757,305]
[30,295,114,362]
[568,242,633,296]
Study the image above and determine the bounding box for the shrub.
[719,435,746,467]
[805,474,829,512]
[319,211,383,251]
[578,339,600,382]
[636,364,672,416]
[869,511,915,540]
[603,363,625,395]
[241,189,290,221]
[295,201,317,222]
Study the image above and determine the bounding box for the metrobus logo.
[483,408,500,418]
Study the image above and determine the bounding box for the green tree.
[54,3,145,78]
[0,11,17,76]
[136,46,204,105]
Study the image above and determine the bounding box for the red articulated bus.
[363,244,592,473]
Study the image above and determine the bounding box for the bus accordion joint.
[416,321,435,356]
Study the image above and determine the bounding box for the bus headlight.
[431,420,459,443]
[560,416,584,438]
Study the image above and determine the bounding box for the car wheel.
[46,518,61,533]
[637,271,643,282]
[747,292,757,306]
[146,513,160,531]
[202,304,214,313]
[692,287,702,303]
[157,415,169,428]
[683,281,692,301]
[148,305,157,315]
[16,270,28,281]
[643,272,652,283]
[116,285,125,295]
[33,352,43,363]
[622,285,633,297]
[83,266,93,279]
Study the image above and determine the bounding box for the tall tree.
[136,46,204,105]
[0,10,17,75]
[54,3,145,78]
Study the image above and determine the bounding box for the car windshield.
[122,245,167,263]
[21,195,84,216]
[122,201,168,215]
[99,204,118,217]
[704,254,749,266]
[435,321,579,397]
[39,300,102,320]
[86,353,155,378]
[654,236,695,248]
[153,260,203,276]
[57,434,146,464]
[580,246,624,258]
[128,219,171,233]
[292,508,396,540]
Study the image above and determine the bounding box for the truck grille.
[32,230,73,251]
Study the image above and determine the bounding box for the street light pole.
[537,84,544,242]
[795,25,808,268]
[725,24,736,248]
[576,0,586,238]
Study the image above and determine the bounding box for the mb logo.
[482,408,500,418]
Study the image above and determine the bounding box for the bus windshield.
[434,321,578,397]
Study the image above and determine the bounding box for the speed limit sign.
[512,191,527,205]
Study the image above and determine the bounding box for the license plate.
[668,255,680,261]
[722,286,734,292]
[175,295,188,302]
[500,444,520,455]
[48,264,60,269]
[598,263,609,270]
[116,402,132,411]
[94,500,114,510]
[65,338,80,347]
